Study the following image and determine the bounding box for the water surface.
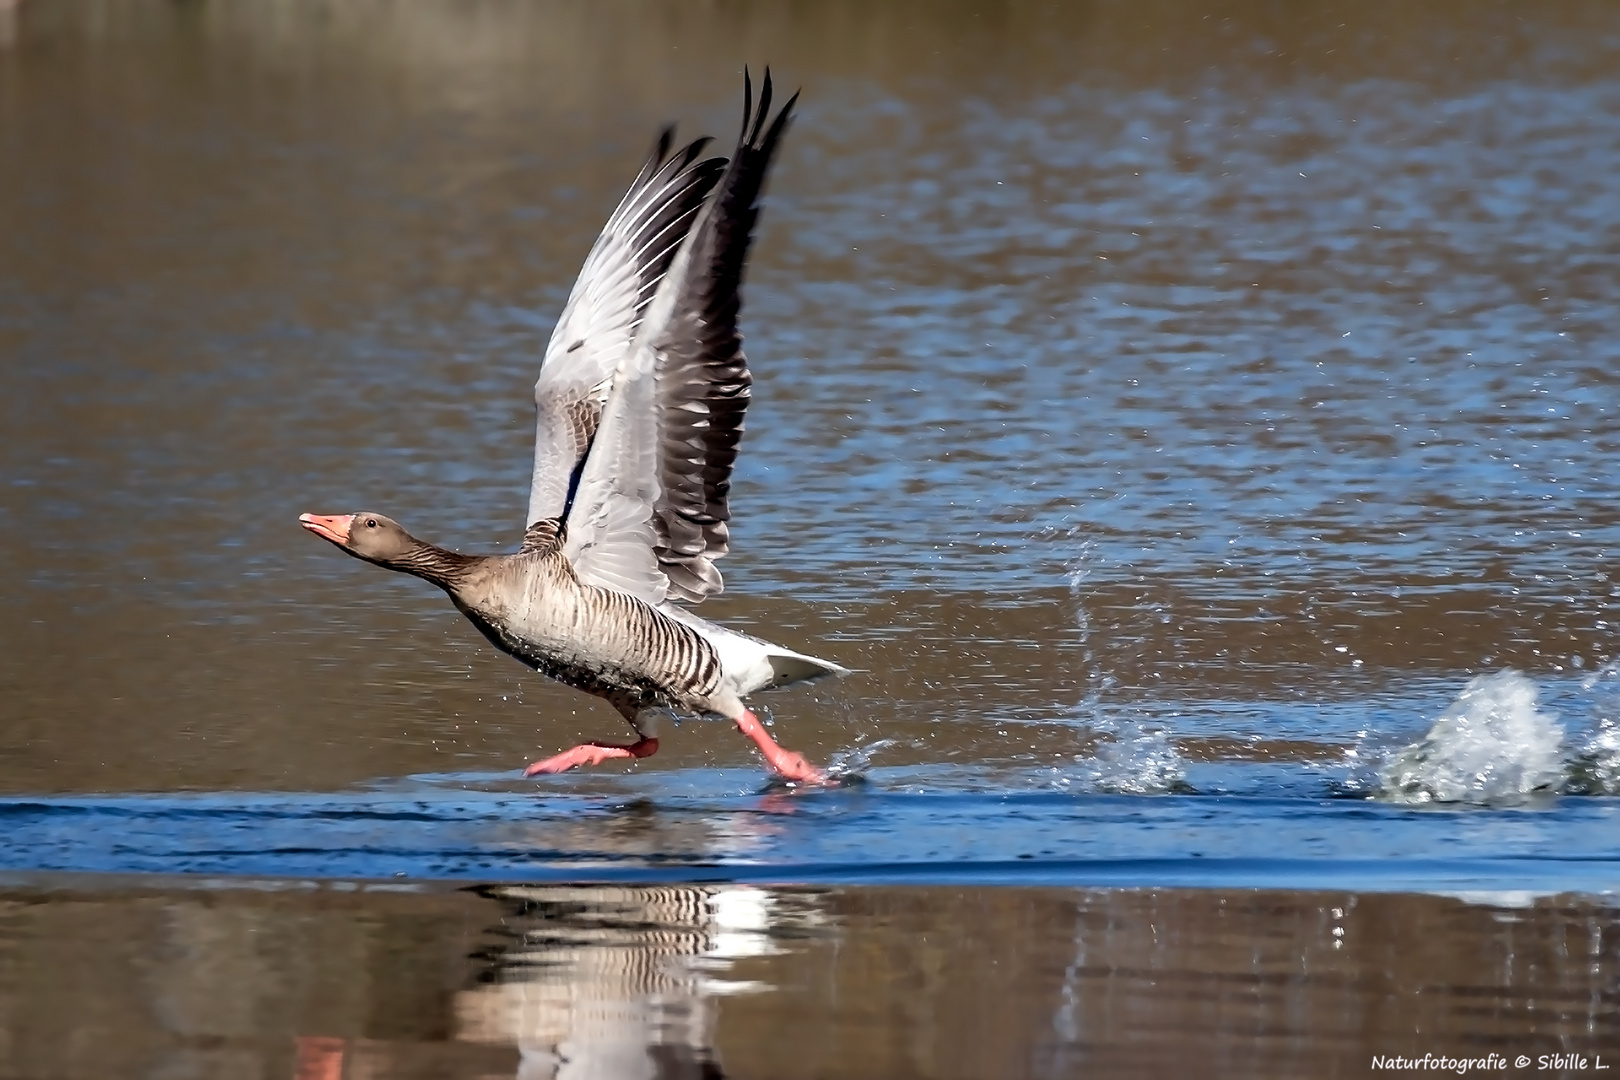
[3,1,1620,1073]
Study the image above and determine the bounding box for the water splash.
[1079,724,1191,795]
[1567,720,1620,796]
[1566,660,1620,795]
[1063,535,1119,715]
[1377,670,1565,805]
[827,737,899,779]
[1061,535,1189,794]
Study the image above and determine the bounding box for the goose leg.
[524,738,659,775]
[525,703,659,776]
[733,708,827,783]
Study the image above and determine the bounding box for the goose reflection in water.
[290,883,792,1080]
[453,884,794,1080]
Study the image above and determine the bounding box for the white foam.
[1377,670,1565,805]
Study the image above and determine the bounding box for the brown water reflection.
[0,879,1613,1079]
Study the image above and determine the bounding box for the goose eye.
[366,518,378,528]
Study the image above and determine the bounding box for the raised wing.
[564,70,796,605]
[525,132,726,526]
[559,334,668,602]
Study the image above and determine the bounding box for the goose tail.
[658,604,850,696]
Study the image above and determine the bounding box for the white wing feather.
[562,338,668,601]
[527,139,725,526]
[526,234,640,524]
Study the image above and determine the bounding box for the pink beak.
[299,513,354,544]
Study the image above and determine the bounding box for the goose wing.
[525,132,726,527]
[564,70,796,604]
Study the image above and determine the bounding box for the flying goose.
[300,72,845,783]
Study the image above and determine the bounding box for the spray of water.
[1064,532,1189,794]
[1377,670,1565,805]
[827,737,899,779]
[1084,726,1192,794]
[1566,659,1620,795]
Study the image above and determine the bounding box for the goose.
[299,72,846,783]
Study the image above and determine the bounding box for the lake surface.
[2,0,1619,1074]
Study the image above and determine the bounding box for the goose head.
[299,511,418,565]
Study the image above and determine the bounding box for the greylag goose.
[300,71,846,783]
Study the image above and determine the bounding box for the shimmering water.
[3,0,1620,1073]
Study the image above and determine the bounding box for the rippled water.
[3,0,1620,1072]
[5,2,1619,795]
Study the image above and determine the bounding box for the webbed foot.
[524,737,659,776]
[733,710,829,785]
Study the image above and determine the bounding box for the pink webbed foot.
[524,738,659,776]
[733,709,829,784]
[295,1037,345,1080]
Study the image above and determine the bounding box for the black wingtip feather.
[739,67,797,152]
[751,70,773,144]
[677,136,714,171]
[652,126,675,167]
[761,92,797,158]
[643,68,801,602]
